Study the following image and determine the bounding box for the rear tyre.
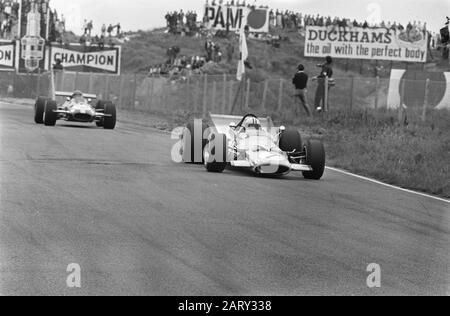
[204,133,228,173]
[302,140,326,180]
[279,127,303,153]
[181,120,209,164]
[43,100,57,126]
[34,97,47,124]
[103,101,116,130]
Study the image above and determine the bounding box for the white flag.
[236,29,248,81]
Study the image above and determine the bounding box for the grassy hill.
[119,28,450,80]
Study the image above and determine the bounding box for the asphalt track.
[0,101,449,296]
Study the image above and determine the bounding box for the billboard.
[204,5,269,33]
[305,26,428,63]
[49,44,121,75]
[0,41,16,71]
[17,0,51,73]
[387,69,450,110]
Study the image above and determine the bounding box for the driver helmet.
[72,90,84,103]
[243,117,261,130]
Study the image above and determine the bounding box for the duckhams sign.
[204,4,269,33]
[305,26,428,63]
[0,41,15,71]
[49,44,121,74]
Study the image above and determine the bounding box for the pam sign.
[50,44,121,74]
[305,26,428,63]
[204,5,269,33]
[0,41,15,71]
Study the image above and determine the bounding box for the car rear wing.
[55,91,97,100]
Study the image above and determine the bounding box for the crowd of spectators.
[147,38,237,77]
[268,10,431,36]
[148,55,207,76]
[0,0,20,39]
[165,10,199,35]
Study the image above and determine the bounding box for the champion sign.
[0,41,15,71]
[50,44,121,74]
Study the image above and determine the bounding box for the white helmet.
[243,117,261,130]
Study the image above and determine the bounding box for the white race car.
[181,114,326,180]
[34,90,117,129]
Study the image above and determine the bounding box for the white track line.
[326,167,450,204]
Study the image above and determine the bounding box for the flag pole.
[231,28,248,114]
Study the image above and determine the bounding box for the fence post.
[131,73,138,109]
[60,71,66,92]
[398,79,405,124]
[212,80,217,112]
[349,77,354,112]
[202,74,208,117]
[36,70,41,97]
[105,75,110,101]
[145,77,151,110]
[12,72,17,98]
[118,75,124,107]
[194,78,200,113]
[277,79,284,111]
[245,78,251,111]
[222,74,227,113]
[74,72,79,90]
[228,80,234,113]
[422,79,430,122]
[374,76,380,110]
[261,80,268,112]
[88,72,93,93]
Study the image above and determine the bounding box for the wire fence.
[0,71,448,122]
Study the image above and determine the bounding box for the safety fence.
[0,71,448,122]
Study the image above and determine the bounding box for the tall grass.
[284,108,450,198]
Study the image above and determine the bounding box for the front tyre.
[43,100,57,126]
[204,133,228,173]
[302,140,326,180]
[103,101,116,130]
[35,97,48,124]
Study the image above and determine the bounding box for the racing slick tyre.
[204,133,228,173]
[302,140,326,180]
[95,101,106,127]
[34,97,48,124]
[43,100,57,126]
[181,120,209,164]
[279,127,303,153]
[102,101,116,130]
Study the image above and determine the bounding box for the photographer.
[313,56,334,112]
[292,64,311,117]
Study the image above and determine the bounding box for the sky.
[51,0,449,35]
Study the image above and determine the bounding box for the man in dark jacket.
[292,64,311,117]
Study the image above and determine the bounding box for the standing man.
[101,24,107,38]
[313,56,333,112]
[292,64,311,117]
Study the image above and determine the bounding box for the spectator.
[53,58,63,71]
[313,56,333,113]
[87,20,93,36]
[226,41,234,62]
[107,24,113,37]
[83,19,88,35]
[292,64,311,117]
[116,23,121,36]
[101,24,106,37]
